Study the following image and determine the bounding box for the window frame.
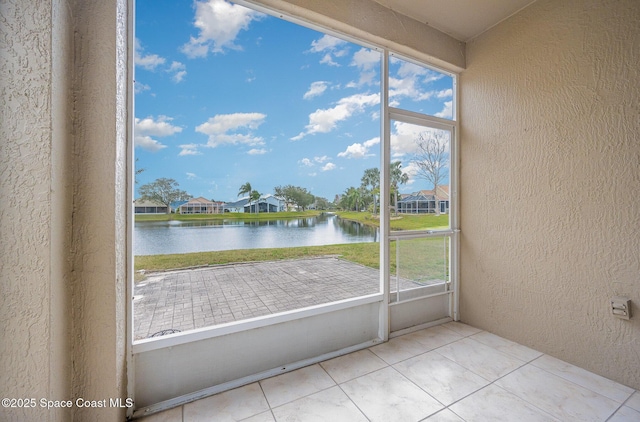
[127,1,459,416]
[128,0,460,349]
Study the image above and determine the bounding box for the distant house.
[134,199,168,214]
[397,186,450,214]
[223,198,248,213]
[179,197,225,214]
[223,194,285,213]
[170,200,189,213]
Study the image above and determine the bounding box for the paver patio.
[134,256,421,339]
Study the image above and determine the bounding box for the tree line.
[338,161,409,215]
[138,131,448,214]
[137,178,330,213]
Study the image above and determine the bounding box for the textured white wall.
[1,1,72,420]
[460,0,640,389]
[1,0,128,420]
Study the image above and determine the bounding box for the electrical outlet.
[611,297,631,320]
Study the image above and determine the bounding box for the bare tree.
[412,131,449,215]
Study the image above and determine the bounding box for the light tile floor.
[139,322,639,421]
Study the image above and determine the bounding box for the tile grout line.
[256,380,277,422]
[335,380,373,422]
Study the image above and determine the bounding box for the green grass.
[394,237,449,282]
[135,211,449,283]
[336,211,449,231]
[136,243,381,272]
[135,239,448,284]
[135,210,321,222]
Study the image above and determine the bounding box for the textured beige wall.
[460,0,640,389]
[69,0,129,420]
[1,1,72,420]
[1,0,128,420]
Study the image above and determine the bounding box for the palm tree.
[250,190,261,214]
[390,161,409,216]
[340,187,355,211]
[341,186,366,211]
[361,167,380,214]
[238,182,253,213]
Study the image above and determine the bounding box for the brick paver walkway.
[134,256,420,339]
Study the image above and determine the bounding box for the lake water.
[134,213,379,255]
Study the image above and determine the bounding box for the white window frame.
[127,1,459,417]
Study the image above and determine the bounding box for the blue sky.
[134,0,453,202]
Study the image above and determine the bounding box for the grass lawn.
[135,210,449,282]
[336,211,449,231]
[136,243,381,272]
[135,239,448,283]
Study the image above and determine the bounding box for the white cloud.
[364,138,380,148]
[303,81,328,100]
[320,53,339,67]
[135,41,188,84]
[135,38,166,70]
[390,121,426,156]
[178,144,202,156]
[321,162,336,171]
[290,132,306,141]
[134,115,182,152]
[186,172,197,179]
[388,60,448,103]
[134,81,151,94]
[348,48,380,87]
[437,88,453,98]
[396,60,428,78]
[337,137,379,159]
[173,71,187,83]
[309,34,348,66]
[292,92,380,140]
[135,135,167,152]
[435,101,453,119]
[351,48,380,70]
[299,156,331,166]
[390,122,450,157]
[181,0,264,57]
[401,161,419,186]
[196,112,266,147]
[338,143,367,159]
[135,115,183,137]
[168,61,187,82]
[247,148,267,155]
[310,34,347,53]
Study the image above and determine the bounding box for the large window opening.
[384,54,457,332]
[129,0,457,415]
[132,1,457,341]
[133,0,390,341]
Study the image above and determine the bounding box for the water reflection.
[134,213,378,255]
